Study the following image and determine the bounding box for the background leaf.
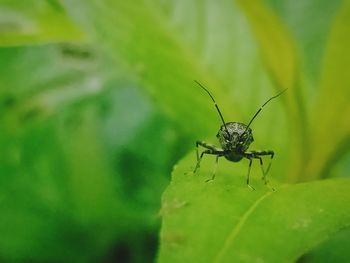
[61,0,293,183]
[0,0,83,46]
[0,44,177,262]
[264,0,342,86]
[304,0,350,181]
[236,0,308,189]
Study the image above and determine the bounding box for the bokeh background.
[0,0,349,262]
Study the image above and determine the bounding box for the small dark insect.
[193,80,287,190]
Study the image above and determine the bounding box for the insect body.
[216,122,253,161]
[193,81,287,190]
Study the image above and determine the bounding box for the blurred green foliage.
[0,0,349,262]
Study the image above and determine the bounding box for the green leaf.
[263,0,343,85]
[237,0,297,91]
[304,1,350,181]
[61,1,288,137]
[236,0,309,183]
[297,228,350,262]
[0,44,107,130]
[0,45,172,262]
[0,0,83,46]
[158,152,350,262]
[61,0,221,136]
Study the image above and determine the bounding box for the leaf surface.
[158,152,350,262]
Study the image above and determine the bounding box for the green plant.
[0,0,349,262]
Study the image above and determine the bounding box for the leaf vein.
[214,191,273,262]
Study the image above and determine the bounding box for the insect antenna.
[194,80,230,136]
[243,88,288,136]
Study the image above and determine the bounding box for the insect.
[193,80,287,190]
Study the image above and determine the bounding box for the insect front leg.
[194,141,224,177]
[205,155,220,183]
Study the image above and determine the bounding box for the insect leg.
[194,149,224,174]
[194,149,208,173]
[206,155,220,183]
[254,156,265,178]
[263,151,274,177]
[248,150,275,190]
[194,141,223,173]
[250,150,274,179]
[246,157,255,190]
